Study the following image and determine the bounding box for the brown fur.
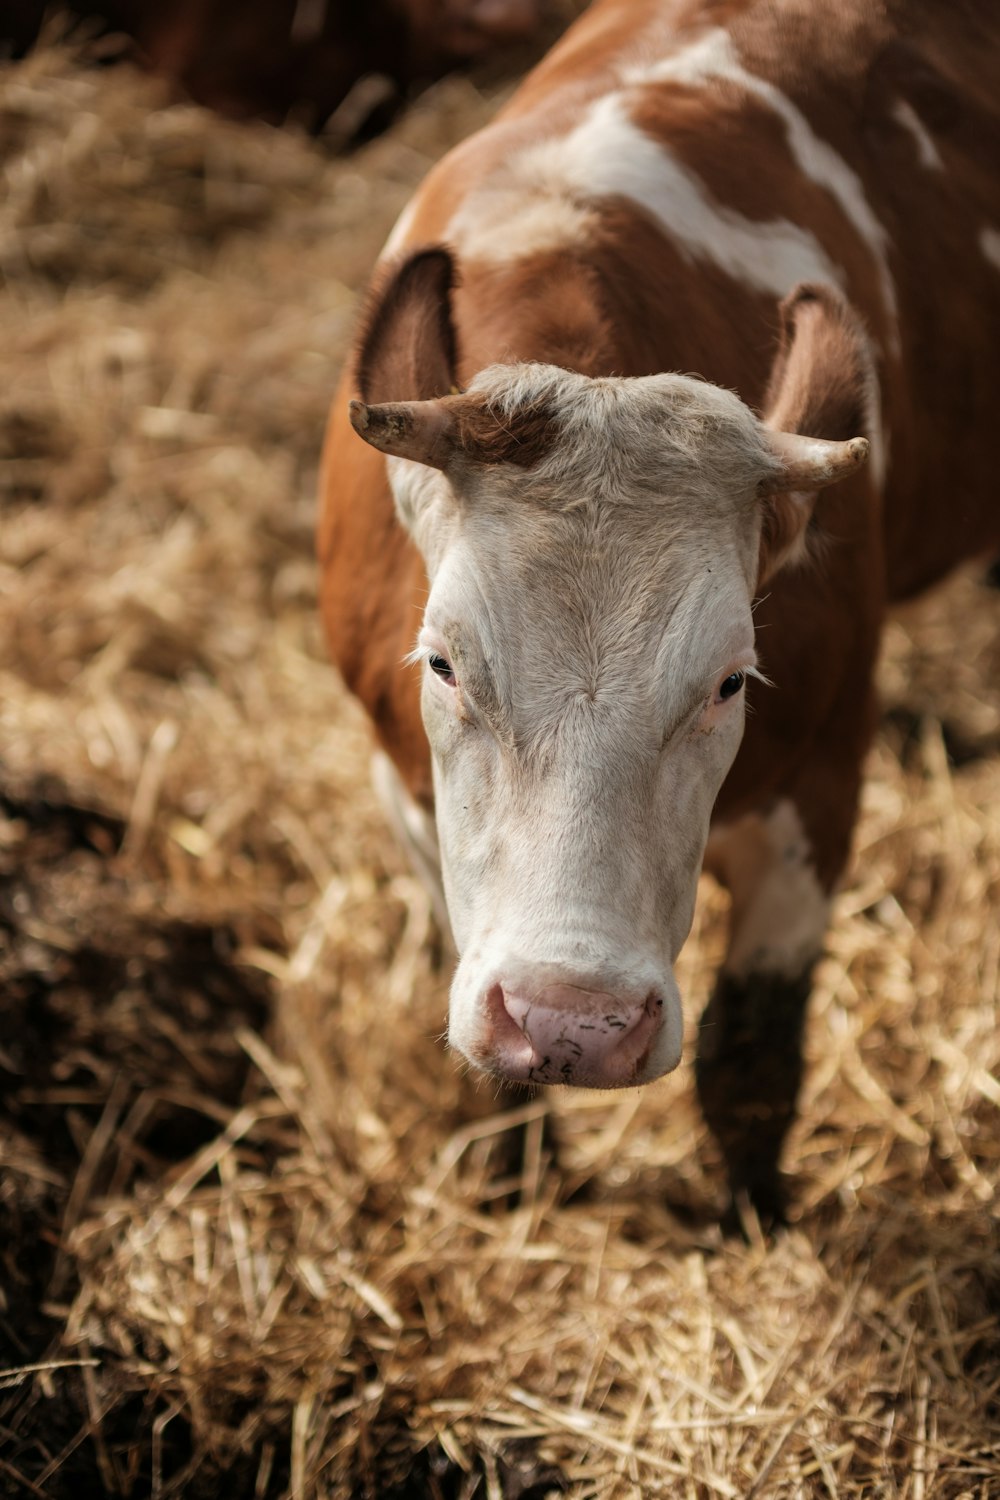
[453,392,562,469]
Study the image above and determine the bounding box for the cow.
[318,0,1000,1223]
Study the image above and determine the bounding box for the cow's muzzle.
[477,978,672,1089]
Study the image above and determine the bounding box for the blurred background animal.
[3,0,545,137]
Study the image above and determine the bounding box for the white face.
[390,365,771,1089]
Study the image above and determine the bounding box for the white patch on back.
[891,98,944,171]
[446,185,593,265]
[642,28,899,353]
[444,22,898,368]
[707,799,830,980]
[980,227,1000,274]
[452,90,842,300]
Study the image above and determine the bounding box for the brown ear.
[355,247,459,405]
[758,284,876,583]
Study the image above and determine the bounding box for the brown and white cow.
[318,0,1000,1220]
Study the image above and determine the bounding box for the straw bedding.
[2,29,1000,1500]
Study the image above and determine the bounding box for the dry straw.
[1,29,999,1500]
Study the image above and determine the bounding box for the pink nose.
[485,982,664,1088]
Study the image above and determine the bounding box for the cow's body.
[318,0,1000,1219]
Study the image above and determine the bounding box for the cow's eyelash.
[404,643,443,668]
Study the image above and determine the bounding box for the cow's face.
[349,251,869,1089]
[381,366,767,1087]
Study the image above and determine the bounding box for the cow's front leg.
[697,796,842,1229]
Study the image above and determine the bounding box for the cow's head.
[349,248,872,1089]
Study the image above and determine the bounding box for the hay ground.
[2,30,1000,1500]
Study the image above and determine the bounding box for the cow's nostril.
[483,981,537,1064]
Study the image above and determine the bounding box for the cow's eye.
[718,671,745,701]
[429,653,457,686]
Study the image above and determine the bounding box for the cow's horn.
[761,430,869,493]
[349,397,456,470]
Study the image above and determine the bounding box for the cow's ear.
[757,284,875,584]
[356,247,459,405]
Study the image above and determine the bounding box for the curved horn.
[349,397,457,470]
[760,430,870,494]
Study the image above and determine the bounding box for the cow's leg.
[697,774,858,1229]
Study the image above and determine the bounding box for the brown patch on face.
[453,391,561,469]
[349,386,562,472]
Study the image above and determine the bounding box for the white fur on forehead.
[466,361,783,505]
